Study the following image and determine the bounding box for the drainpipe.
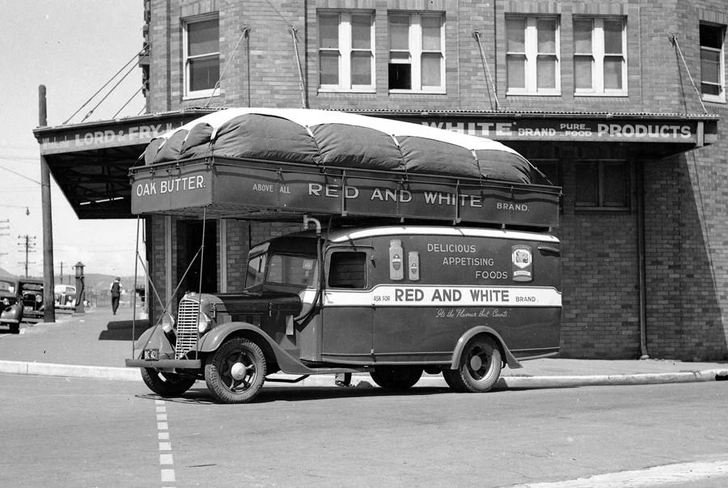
[637,162,649,359]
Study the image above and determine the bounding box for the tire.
[370,365,423,390]
[205,338,266,404]
[9,323,20,334]
[141,368,197,397]
[443,335,502,393]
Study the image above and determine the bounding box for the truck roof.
[256,226,559,250]
[326,226,560,244]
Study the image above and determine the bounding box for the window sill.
[506,91,562,97]
[183,90,219,101]
[701,95,726,104]
[388,89,447,95]
[574,92,629,98]
[318,88,376,94]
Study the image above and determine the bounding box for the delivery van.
[128,221,561,404]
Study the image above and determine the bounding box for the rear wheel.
[370,365,423,390]
[9,323,19,334]
[141,368,196,397]
[443,336,502,393]
[205,338,266,404]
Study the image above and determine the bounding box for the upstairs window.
[183,16,220,99]
[389,13,445,92]
[506,16,560,95]
[319,12,375,91]
[574,17,627,96]
[700,23,726,103]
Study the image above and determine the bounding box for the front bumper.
[125,358,201,369]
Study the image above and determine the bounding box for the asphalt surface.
[1,306,726,389]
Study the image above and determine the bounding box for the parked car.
[1,278,44,333]
[54,284,77,310]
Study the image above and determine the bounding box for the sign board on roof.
[421,118,704,143]
[129,108,561,228]
[131,159,560,227]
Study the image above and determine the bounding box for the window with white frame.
[700,22,726,103]
[319,12,375,91]
[573,17,627,95]
[506,16,560,95]
[388,13,445,92]
[183,15,220,99]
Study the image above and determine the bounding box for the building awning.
[33,108,216,219]
[33,108,719,220]
[362,110,720,160]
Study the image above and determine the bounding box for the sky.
[0,1,145,279]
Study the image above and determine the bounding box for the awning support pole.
[39,85,56,323]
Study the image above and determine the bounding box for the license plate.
[24,306,33,312]
[142,349,159,360]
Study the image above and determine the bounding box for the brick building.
[36,0,728,360]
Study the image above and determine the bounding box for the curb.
[0,360,140,382]
[496,370,728,389]
[1,360,726,389]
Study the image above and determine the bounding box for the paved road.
[2,374,727,487]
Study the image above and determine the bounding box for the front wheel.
[443,336,502,393]
[141,368,197,397]
[370,365,423,390]
[205,338,266,404]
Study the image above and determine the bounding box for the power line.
[0,155,39,163]
[0,164,41,185]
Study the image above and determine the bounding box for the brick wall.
[143,0,728,360]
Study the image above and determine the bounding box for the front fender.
[451,326,522,370]
[0,304,22,324]
[199,322,317,375]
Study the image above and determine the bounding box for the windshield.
[0,280,15,293]
[246,253,268,289]
[245,252,318,291]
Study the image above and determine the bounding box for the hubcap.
[470,355,483,371]
[230,362,249,381]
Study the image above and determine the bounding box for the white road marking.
[510,460,728,487]
[155,399,176,488]
[161,468,175,483]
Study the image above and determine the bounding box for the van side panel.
[321,231,561,364]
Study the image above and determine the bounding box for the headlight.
[2,298,9,306]
[161,312,176,333]
[198,312,212,334]
[35,294,43,303]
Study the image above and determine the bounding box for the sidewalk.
[1,307,726,389]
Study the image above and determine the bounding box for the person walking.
[110,277,122,315]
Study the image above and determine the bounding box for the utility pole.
[39,85,56,322]
[59,261,64,283]
[18,234,37,278]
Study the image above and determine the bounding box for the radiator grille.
[175,297,200,359]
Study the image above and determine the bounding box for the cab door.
[320,249,373,364]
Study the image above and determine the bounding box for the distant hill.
[82,273,146,293]
[0,269,145,292]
